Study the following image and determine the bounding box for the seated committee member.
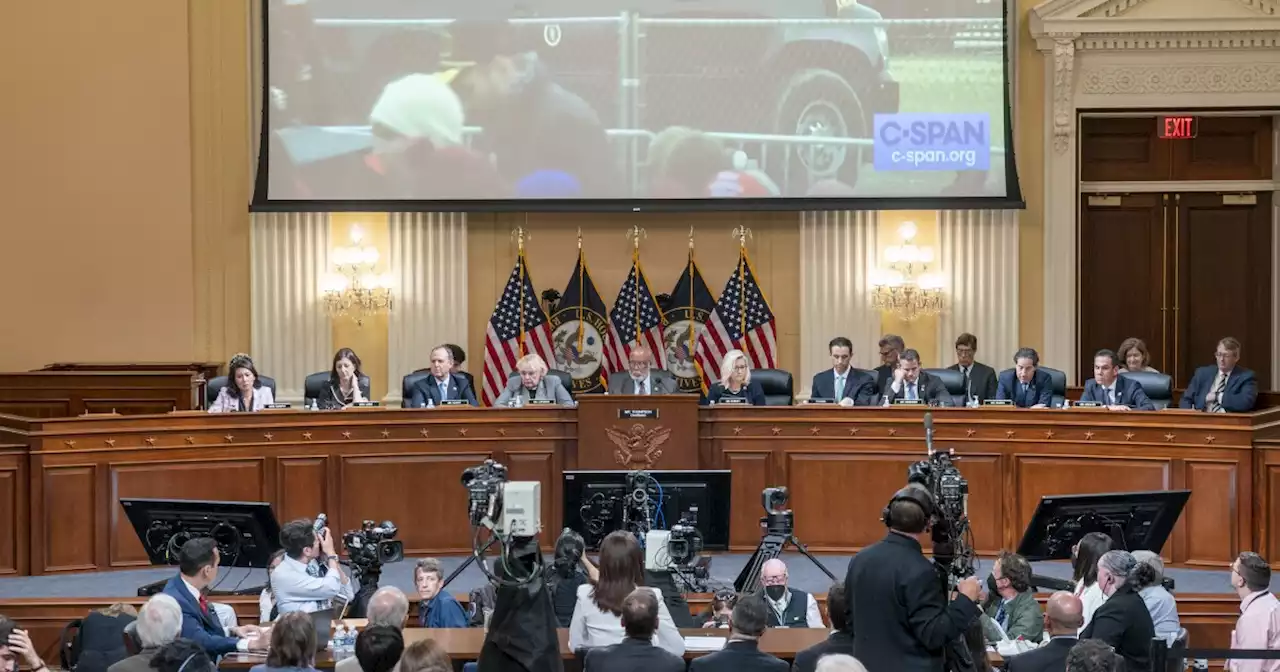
[569,531,684,656]
[408,345,478,407]
[608,346,678,395]
[1180,337,1258,413]
[317,348,369,409]
[995,348,1053,408]
[209,354,274,413]
[874,334,905,395]
[1079,349,1155,411]
[583,588,686,672]
[1118,337,1159,373]
[271,519,354,615]
[702,349,766,406]
[948,333,997,403]
[162,538,264,656]
[495,354,574,406]
[759,559,824,628]
[810,337,876,406]
[884,349,951,406]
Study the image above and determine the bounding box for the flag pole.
[576,229,585,354]
[515,225,527,357]
[687,227,696,358]
[629,224,644,342]
[733,226,751,340]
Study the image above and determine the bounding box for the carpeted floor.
[0,553,1258,599]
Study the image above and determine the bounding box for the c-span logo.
[550,310,609,394]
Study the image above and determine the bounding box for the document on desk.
[684,636,727,651]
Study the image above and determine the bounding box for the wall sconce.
[871,221,944,321]
[322,225,394,326]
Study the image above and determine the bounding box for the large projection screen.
[255,0,1022,211]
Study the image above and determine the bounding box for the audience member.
[259,550,287,623]
[148,640,215,672]
[1070,532,1114,632]
[414,559,468,628]
[793,581,854,672]
[353,626,404,672]
[271,519,354,616]
[1228,551,1280,672]
[161,538,263,656]
[583,588,685,672]
[0,615,46,672]
[397,640,451,672]
[964,621,993,672]
[1063,639,1119,672]
[1079,551,1155,671]
[689,593,788,672]
[548,529,598,627]
[110,594,183,672]
[1130,550,1180,644]
[339,588,410,672]
[760,559,824,628]
[814,655,869,672]
[569,531,684,655]
[981,551,1043,642]
[700,590,736,629]
[249,611,316,672]
[1005,591,1083,672]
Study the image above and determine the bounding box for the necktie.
[439,381,448,401]
[198,594,209,613]
[994,602,1008,629]
[963,368,971,397]
[1209,373,1227,413]
[907,383,917,401]
[637,380,646,395]
[835,375,845,400]
[1021,383,1029,405]
[306,560,323,578]
[1105,387,1114,405]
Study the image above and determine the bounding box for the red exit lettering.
[1158,116,1197,139]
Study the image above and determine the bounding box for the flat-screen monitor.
[255,0,1021,211]
[1015,490,1191,562]
[563,470,731,550]
[119,498,283,569]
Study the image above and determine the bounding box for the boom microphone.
[923,412,935,455]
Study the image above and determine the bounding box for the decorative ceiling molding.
[1078,63,1280,95]
[1031,0,1280,49]
[1078,32,1280,49]
[1082,0,1151,18]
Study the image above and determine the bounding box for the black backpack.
[60,612,136,672]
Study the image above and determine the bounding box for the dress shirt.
[1138,585,1181,644]
[633,375,651,395]
[1229,591,1280,672]
[1075,579,1108,634]
[270,555,354,615]
[183,577,249,651]
[568,584,685,656]
[764,589,825,628]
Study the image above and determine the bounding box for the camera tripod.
[733,514,837,593]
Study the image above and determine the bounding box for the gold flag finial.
[626,224,646,252]
[731,226,752,249]
[688,226,695,250]
[577,227,583,250]
[511,225,530,251]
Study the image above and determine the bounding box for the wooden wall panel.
[339,454,488,555]
[277,457,329,525]
[787,452,920,551]
[42,466,96,572]
[504,450,559,547]
[1014,455,1170,536]
[724,451,770,550]
[1182,460,1244,566]
[0,449,27,575]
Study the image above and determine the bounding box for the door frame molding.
[1030,0,1280,385]
[1080,180,1279,194]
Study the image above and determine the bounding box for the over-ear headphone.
[882,485,937,529]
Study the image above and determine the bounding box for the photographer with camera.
[270,519,354,615]
[549,529,599,627]
[845,486,982,672]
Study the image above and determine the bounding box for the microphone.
[923,412,935,456]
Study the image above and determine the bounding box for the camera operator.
[845,486,982,672]
[271,519,354,615]
[548,529,599,627]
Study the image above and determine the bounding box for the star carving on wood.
[105,438,116,447]
[809,427,821,435]
[1044,430,1055,439]
[63,440,76,447]
[302,432,313,441]
[848,427,859,436]
[771,427,782,435]
[496,428,507,437]
[733,427,743,435]
[1005,430,1016,438]
[224,434,235,443]
[887,428,898,436]
[458,428,469,436]
[185,436,195,444]
[965,428,976,437]
[1205,435,1217,444]
[380,429,391,438]
[263,433,274,442]
[419,428,430,437]
[342,431,353,439]
[536,428,545,436]
[145,437,157,446]
[1124,432,1135,441]
[1164,433,1176,442]
[1084,431,1095,440]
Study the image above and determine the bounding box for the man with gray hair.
[815,655,869,672]
[108,594,182,672]
[337,587,409,672]
[1080,550,1154,671]
[874,334,905,394]
[1131,550,1180,644]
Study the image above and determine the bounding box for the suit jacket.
[995,370,1054,408]
[1004,636,1077,672]
[107,649,158,672]
[408,372,478,407]
[845,532,981,672]
[981,590,1043,642]
[791,630,854,672]
[607,371,679,395]
[874,364,895,397]
[702,380,767,406]
[810,368,877,405]
[1079,585,1155,671]
[689,639,789,672]
[584,638,686,672]
[886,372,952,406]
[494,373,574,406]
[161,574,240,656]
[1179,365,1258,413]
[207,387,275,413]
[947,362,998,403]
[1080,377,1155,410]
[315,379,372,410]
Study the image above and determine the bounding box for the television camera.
[457,458,544,587]
[734,486,836,593]
[908,412,976,589]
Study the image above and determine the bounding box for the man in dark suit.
[1079,350,1155,411]
[947,333,997,403]
[408,345,478,406]
[885,350,952,406]
[584,588,685,672]
[1004,591,1082,672]
[792,581,854,672]
[811,336,877,406]
[873,334,905,396]
[689,593,788,672]
[995,348,1054,408]
[1179,336,1258,413]
[607,346,679,395]
[845,486,982,672]
[1080,551,1154,671]
[161,538,264,657]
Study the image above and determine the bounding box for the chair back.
[752,368,794,406]
[303,372,371,407]
[1120,370,1174,409]
[402,371,435,407]
[924,368,967,407]
[206,375,277,407]
[1039,366,1068,407]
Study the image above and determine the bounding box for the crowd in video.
[266,0,1008,201]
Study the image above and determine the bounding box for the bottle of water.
[882,394,891,407]
[1061,398,1071,410]
[309,398,319,411]
[330,624,345,653]
[426,398,434,409]
[1192,660,1208,671]
[343,626,357,654]
[514,394,525,408]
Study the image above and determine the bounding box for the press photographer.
[270,518,354,616]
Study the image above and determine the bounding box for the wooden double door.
[1078,190,1272,388]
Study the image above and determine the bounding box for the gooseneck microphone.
[923,412,935,455]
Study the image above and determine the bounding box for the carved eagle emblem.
[605,423,673,468]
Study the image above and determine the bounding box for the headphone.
[881,485,937,530]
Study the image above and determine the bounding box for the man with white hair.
[759,559,824,628]
[336,587,410,672]
[1131,550,1180,643]
[1079,550,1155,671]
[108,594,182,672]
[815,655,869,672]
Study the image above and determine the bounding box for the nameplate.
[265,403,293,409]
[618,408,659,419]
[353,401,380,407]
[982,399,1012,406]
[1075,401,1103,408]
[527,399,556,405]
[716,397,748,405]
[440,399,470,406]
[805,398,836,405]
[892,399,924,406]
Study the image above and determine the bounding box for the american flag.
[480,254,556,406]
[605,259,667,374]
[693,250,777,393]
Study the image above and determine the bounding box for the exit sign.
[1158,116,1198,139]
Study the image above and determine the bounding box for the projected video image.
[265,0,1009,202]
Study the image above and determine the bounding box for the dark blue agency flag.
[550,248,610,395]
[662,251,717,394]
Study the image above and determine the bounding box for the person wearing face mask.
[759,559,824,628]
[161,538,266,657]
[316,348,369,409]
[1079,550,1155,671]
[495,354,574,406]
[979,552,1042,643]
[209,354,274,413]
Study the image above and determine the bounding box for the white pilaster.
[937,210,1021,367]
